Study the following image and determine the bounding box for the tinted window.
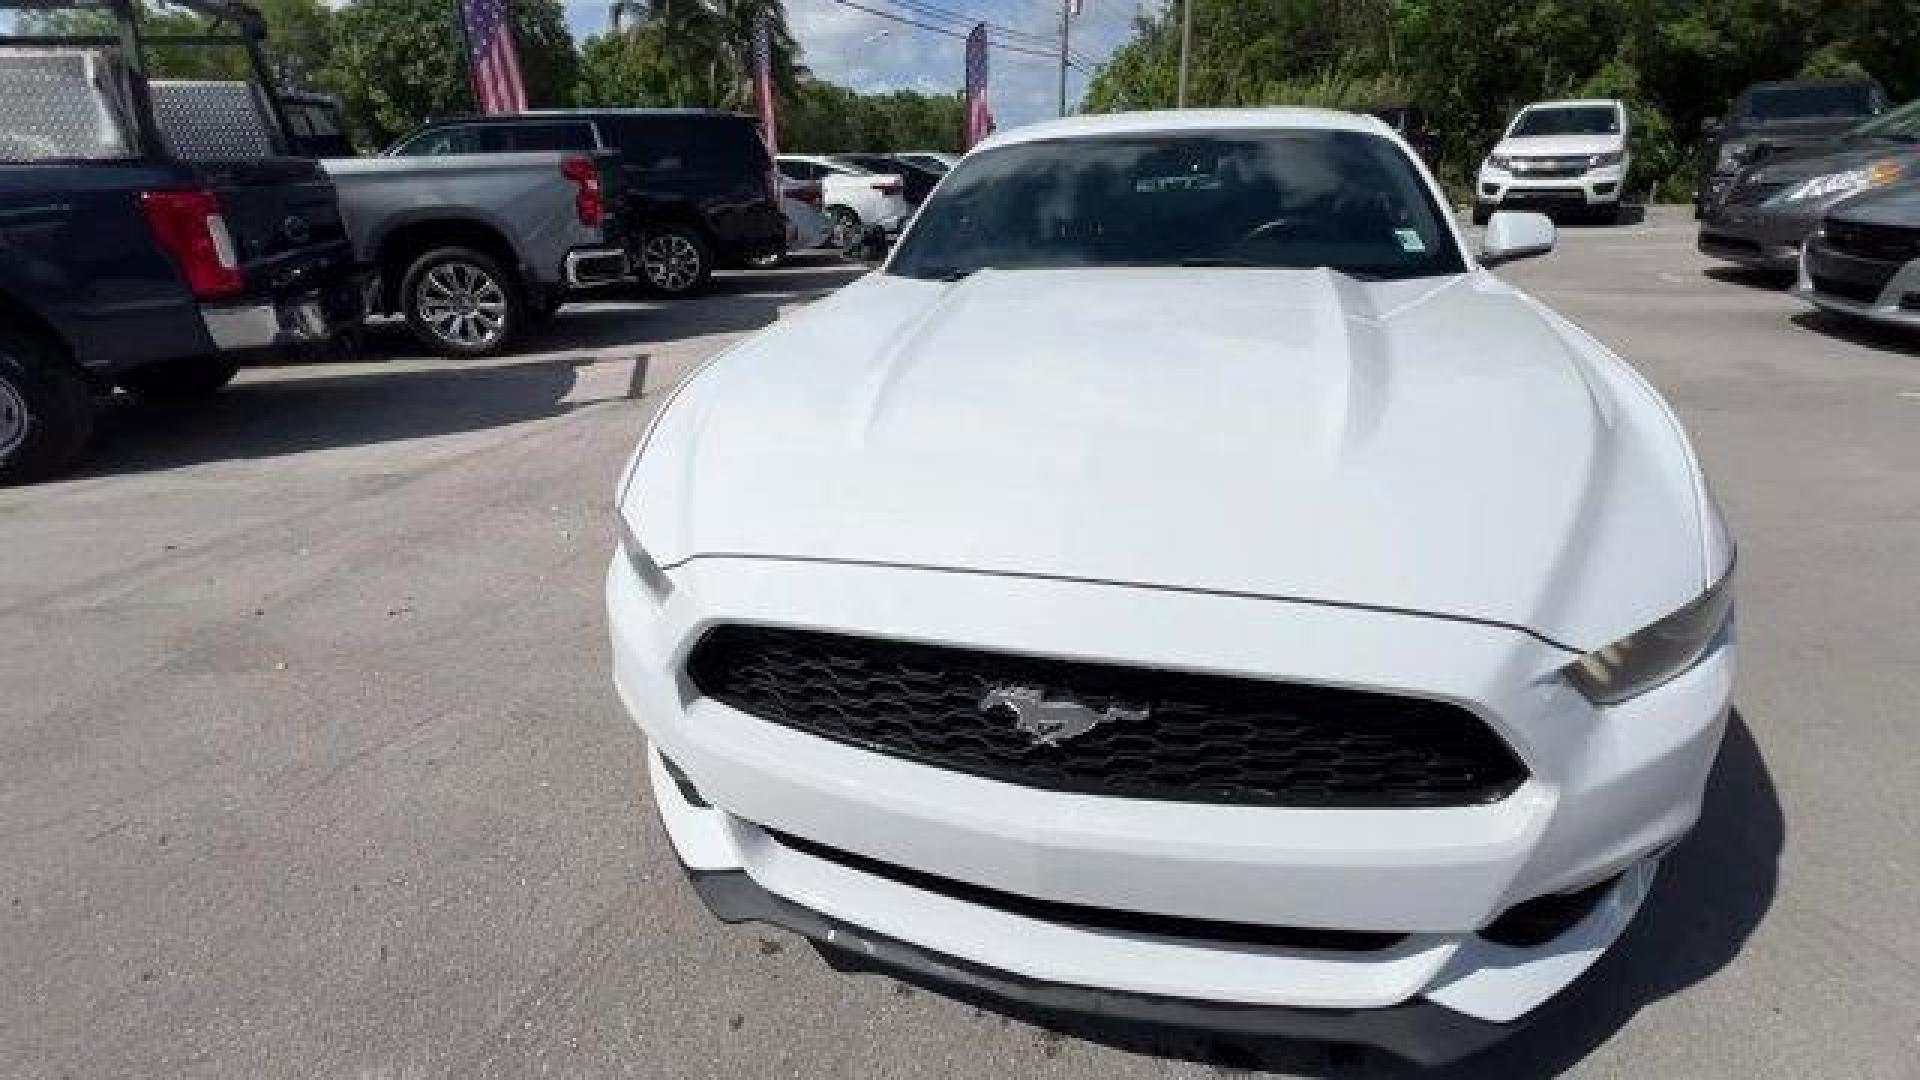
[1510,106,1619,137]
[485,122,596,152]
[890,131,1464,281]
[778,159,818,181]
[607,117,765,174]
[392,126,481,156]
[1744,83,1877,121]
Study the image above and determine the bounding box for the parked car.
[1699,97,1919,273]
[896,151,960,174]
[777,178,831,256]
[776,154,911,248]
[1798,181,1920,327]
[1476,98,1630,224]
[324,152,626,355]
[832,153,942,206]
[387,110,786,295]
[609,109,1733,1067]
[1697,77,1888,215]
[0,2,364,482]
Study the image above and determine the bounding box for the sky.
[561,0,1159,130]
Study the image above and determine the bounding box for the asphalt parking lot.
[4,207,1918,1079]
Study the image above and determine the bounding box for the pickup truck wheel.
[402,247,521,356]
[638,227,712,295]
[0,330,94,485]
[118,356,240,399]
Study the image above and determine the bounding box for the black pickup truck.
[0,0,363,482]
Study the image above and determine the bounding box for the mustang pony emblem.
[978,684,1148,747]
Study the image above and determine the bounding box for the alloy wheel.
[416,261,508,349]
[642,233,704,293]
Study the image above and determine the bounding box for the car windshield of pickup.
[1510,106,1619,137]
[887,130,1465,282]
[1744,83,1877,121]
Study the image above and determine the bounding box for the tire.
[0,327,94,485]
[400,246,523,357]
[826,206,863,250]
[637,226,713,296]
[117,355,239,399]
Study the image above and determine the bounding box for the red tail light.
[140,189,242,300]
[561,154,605,228]
[794,183,823,207]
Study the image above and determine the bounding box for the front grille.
[1811,272,1888,306]
[765,827,1408,952]
[1508,157,1588,179]
[687,625,1525,808]
[1824,218,1920,263]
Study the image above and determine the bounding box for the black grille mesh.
[687,625,1525,808]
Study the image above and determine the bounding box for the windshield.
[1744,83,1876,121]
[1846,98,1920,143]
[887,131,1464,282]
[1510,106,1619,137]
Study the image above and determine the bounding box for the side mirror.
[1481,211,1556,266]
[851,222,894,264]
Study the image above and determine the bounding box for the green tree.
[322,0,578,148]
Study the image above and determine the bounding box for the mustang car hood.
[630,268,1716,651]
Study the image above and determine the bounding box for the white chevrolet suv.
[610,110,1733,1067]
[1477,99,1631,225]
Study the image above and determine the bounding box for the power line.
[880,0,1058,47]
[822,0,1091,68]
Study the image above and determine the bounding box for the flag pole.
[451,0,479,112]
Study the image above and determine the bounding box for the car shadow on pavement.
[936,711,1780,1079]
[1789,310,1920,357]
[1703,265,1796,291]
[74,356,594,477]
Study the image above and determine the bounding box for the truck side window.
[392,126,481,156]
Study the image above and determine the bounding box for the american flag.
[460,0,527,115]
[964,23,993,148]
[750,14,778,160]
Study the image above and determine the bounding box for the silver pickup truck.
[324,151,627,356]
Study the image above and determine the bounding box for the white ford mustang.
[607,109,1734,1065]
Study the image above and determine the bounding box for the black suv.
[1697,78,1888,215]
[389,110,784,294]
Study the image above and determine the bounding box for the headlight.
[1563,570,1734,706]
[1716,142,1753,172]
[1486,154,1512,171]
[1768,160,1903,205]
[1588,151,1624,169]
[616,510,674,602]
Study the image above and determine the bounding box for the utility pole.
[1057,0,1072,117]
[1177,0,1194,107]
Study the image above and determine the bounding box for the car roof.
[977,108,1391,152]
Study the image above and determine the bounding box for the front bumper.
[609,554,1730,1058]
[1796,238,1920,327]
[1699,204,1821,271]
[1478,166,1625,211]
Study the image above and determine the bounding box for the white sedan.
[777,153,911,247]
[610,109,1733,1066]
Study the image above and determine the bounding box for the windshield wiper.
[1177,256,1262,267]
